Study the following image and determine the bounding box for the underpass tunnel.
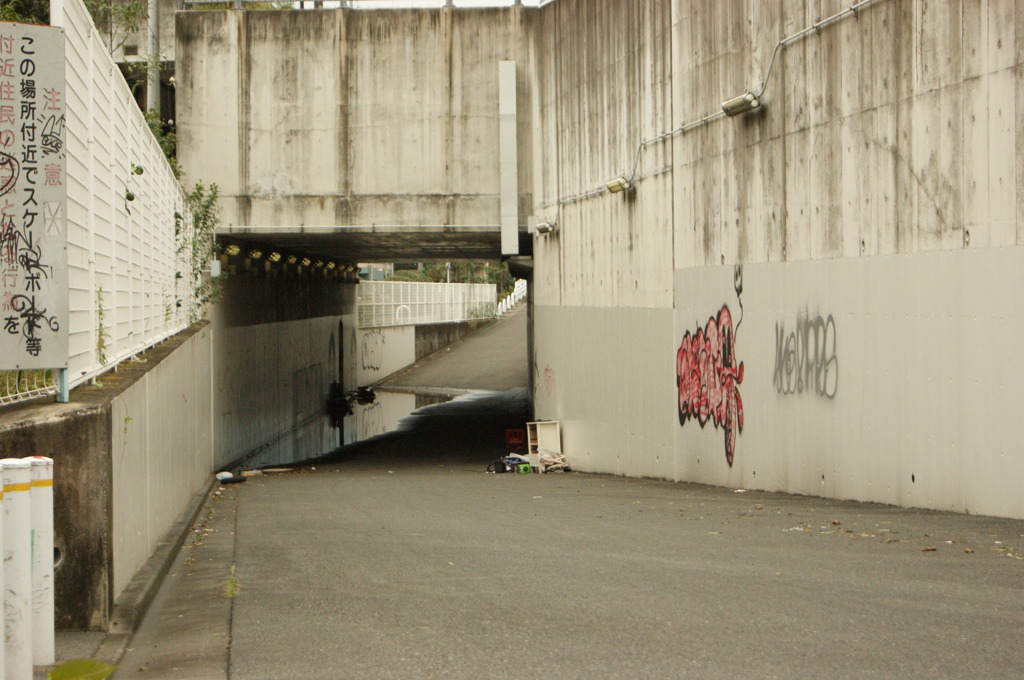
[208,232,535,475]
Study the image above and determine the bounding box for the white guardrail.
[496,279,526,316]
[1,457,55,679]
[357,281,498,329]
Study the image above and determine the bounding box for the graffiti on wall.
[675,266,744,466]
[773,312,838,399]
[360,329,385,371]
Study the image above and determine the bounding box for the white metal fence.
[357,281,496,329]
[1,0,194,406]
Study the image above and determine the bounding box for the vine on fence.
[96,285,109,366]
[176,183,223,324]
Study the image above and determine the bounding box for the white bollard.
[0,472,5,677]
[2,458,33,679]
[28,457,55,666]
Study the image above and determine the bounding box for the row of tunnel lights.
[221,243,359,274]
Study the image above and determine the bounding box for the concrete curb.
[94,478,218,666]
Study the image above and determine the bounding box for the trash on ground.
[538,448,569,473]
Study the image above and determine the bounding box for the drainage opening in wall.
[911,474,916,484]
[53,545,64,572]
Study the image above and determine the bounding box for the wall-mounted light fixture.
[326,262,336,270]
[248,249,262,259]
[721,92,762,117]
[286,255,298,265]
[606,176,633,193]
[301,257,311,267]
[224,244,241,256]
[534,220,556,235]
[268,252,282,263]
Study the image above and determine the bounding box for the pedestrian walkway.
[60,305,1024,679]
[109,390,1024,679]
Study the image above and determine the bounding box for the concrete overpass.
[216,223,533,264]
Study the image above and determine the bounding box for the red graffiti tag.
[676,306,744,466]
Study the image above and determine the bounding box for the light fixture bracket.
[606,176,633,193]
[721,92,762,117]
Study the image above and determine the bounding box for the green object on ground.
[48,658,117,680]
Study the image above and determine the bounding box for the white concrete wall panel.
[111,328,214,598]
[671,249,1024,519]
[533,304,677,480]
[529,0,1024,517]
[215,316,342,470]
[355,326,415,386]
[177,12,244,199]
[178,9,527,230]
[530,0,674,309]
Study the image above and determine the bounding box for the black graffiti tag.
[7,293,59,356]
[773,312,838,398]
[360,329,385,372]
[0,150,20,196]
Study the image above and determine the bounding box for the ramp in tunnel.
[321,304,530,469]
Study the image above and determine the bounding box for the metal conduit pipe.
[554,0,889,208]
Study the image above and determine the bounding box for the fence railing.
[181,1,556,9]
[357,281,496,329]
[2,0,196,408]
[1,457,55,675]
[497,279,527,316]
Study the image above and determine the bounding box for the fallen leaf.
[964,548,975,554]
[921,546,937,552]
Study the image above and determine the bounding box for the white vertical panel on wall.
[672,247,1024,519]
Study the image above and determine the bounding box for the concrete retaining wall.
[0,325,213,630]
[529,0,1024,518]
[213,273,355,470]
[111,328,214,599]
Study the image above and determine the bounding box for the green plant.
[144,109,181,179]
[96,286,109,365]
[83,0,148,56]
[177,183,224,324]
[0,0,48,24]
[223,564,240,598]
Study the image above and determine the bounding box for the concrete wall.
[355,326,416,387]
[176,8,533,230]
[0,325,214,630]
[111,327,214,598]
[529,0,1024,518]
[212,271,355,470]
[171,1,1024,517]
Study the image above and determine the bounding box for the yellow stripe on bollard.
[30,479,53,487]
[3,482,31,493]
